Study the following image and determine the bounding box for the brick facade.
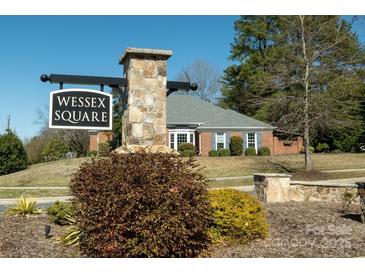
[272,136,303,155]
[89,132,113,152]
[168,130,302,156]
[95,128,303,156]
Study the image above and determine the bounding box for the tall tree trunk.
[299,15,313,172]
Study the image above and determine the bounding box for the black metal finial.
[40,74,49,82]
[190,83,198,91]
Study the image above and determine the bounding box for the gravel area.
[0,214,78,258]
[210,202,365,258]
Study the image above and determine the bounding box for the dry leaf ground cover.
[1,202,364,258]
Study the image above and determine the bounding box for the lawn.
[196,153,365,178]
[1,153,365,198]
[0,189,70,199]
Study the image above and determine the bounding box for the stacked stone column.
[119,48,172,146]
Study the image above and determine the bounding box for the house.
[89,95,303,156]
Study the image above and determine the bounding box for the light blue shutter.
[211,132,216,150]
[242,132,247,150]
[257,132,261,149]
[225,132,230,150]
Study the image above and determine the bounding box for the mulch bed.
[1,202,364,258]
[209,202,365,258]
[0,214,78,258]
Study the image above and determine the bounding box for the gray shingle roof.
[166,95,275,130]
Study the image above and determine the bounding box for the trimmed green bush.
[178,143,196,153]
[245,147,257,156]
[219,149,231,157]
[71,152,211,257]
[0,130,28,175]
[230,136,243,156]
[98,142,112,157]
[300,146,315,154]
[47,201,73,226]
[208,189,268,244]
[258,147,271,156]
[316,143,330,153]
[86,150,97,157]
[181,150,194,157]
[209,150,219,157]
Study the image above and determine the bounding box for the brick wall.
[89,132,113,151]
[260,131,274,153]
[200,131,212,156]
[163,129,302,156]
[272,136,303,155]
[89,134,97,152]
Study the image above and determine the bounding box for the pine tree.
[0,130,28,175]
[221,16,365,171]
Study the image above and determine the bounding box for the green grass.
[0,189,70,199]
[196,153,365,178]
[0,157,90,187]
[1,153,365,192]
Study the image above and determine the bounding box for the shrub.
[42,136,70,160]
[7,195,43,216]
[316,143,330,153]
[0,130,28,175]
[86,150,97,157]
[340,189,358,214]
[258,147,271,156]
[209,150,219,157]
[71,152,211,257]
[178,143,196,153]
[300,146,315,154]
[245,147,256,156]
[219,149,231,157]
[60,215,86,247]
[208,189,268,244]
[47,201,73,226]
[230,136,243,156]
[181,150,195,157]
[98,142,112,157]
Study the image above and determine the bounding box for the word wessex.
[49,89,113,130]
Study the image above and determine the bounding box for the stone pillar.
[119,48,172,146]
[254,173,292,203]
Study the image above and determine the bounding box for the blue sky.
[0,16,238,140]
[0,15,364,140]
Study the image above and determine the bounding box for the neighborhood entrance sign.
[49,89,113,130]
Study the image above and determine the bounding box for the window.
[177,133,188,147]
[247,132,256,149]
[169,133,175,149]
[169,130,195,150]
[216,132,226,150]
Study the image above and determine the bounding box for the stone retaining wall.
[254,173,365,205]
[289,183,359,203]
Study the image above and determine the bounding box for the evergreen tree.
[221,16,365,170]
[0,130,28,175]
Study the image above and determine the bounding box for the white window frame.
[215,132,226,150]
[168,129,195,150]
[246,132,257,152]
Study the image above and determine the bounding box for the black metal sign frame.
[41,74,198,94]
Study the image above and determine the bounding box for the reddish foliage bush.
[70,152,211,257]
